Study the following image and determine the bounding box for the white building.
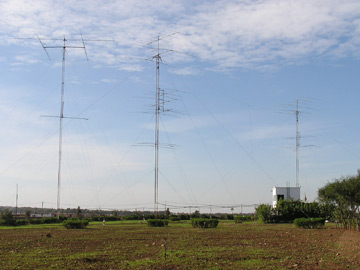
[31,213,52,218]
[272,186,300,208]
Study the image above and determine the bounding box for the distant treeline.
[0,206,156,217]
[1,207,254,227]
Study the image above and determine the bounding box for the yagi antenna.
[35,34,112,218]
[36,34,51,61]
[80,33,89,61]
[281,99,315,188]
[141,32,187,217]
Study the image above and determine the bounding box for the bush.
[105,216,119,221]
[42,217,60,224]
[0,209,16,226]
[15,219,30,226]
[147,219,169,227]
[169,217,181,222]
[226,214,234,220]
[191,218,219,228]
[63,219,89,229]
[179,214,190,220]
[90,216,105,222]
[235,215,253,223]
[294,218,325,229]
[124,214,142,220]
[255,204,273,223]
[29,219,43,224]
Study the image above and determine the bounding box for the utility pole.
[15,184,18,216]
[295,100,300,188]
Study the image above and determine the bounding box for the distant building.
[272,186,300,208]
[31,213,52,218]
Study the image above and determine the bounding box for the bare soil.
[0,221,359,269]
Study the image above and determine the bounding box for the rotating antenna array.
[142,32,191,217]
[35,35,112,217]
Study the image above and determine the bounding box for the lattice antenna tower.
[280,99,314,188]
[291,99,313,187]
[36,35,112,217]
[143,32,182,217]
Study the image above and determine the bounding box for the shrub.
[42,217,60,224]
[142,214,154,220]
[255,204,273,223]
[15,219,29,226]
[191,218,219,228]
[294,218,325,229]
[63,219,89,229]
[90,216,105,222]
[105,216,119,221]
[169,217,181,222]
[226,214,234,220]
[124,214,142,220]
[29,219,43,224]
[147,219,169,227]
[179,214,190,220]
[235,215,253,223]
[0,209,16,226]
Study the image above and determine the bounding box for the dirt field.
[0,221,360,269]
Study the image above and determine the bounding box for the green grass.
[0,221,359,269]
[0,223,62,230]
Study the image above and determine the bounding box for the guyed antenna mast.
[39,36,88,217]
[143,33,178,217]
[293,99,314,188]
[37,35,112,217]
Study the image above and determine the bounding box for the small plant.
[294,218,325,229]
[169,217,181,222]
[235,215,253,223]
[63,219,89,229]
[191,218,219,228]
[147,219,169,227]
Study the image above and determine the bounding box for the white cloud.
[101,78,117,83]
[1,0,360,69]
[236,124,294,142]
[13,55,39,65]
[169,66,201,75]
[118,64,143,72]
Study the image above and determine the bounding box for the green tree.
[25,210,31,220]
[318,170,360,230]
[275,200,327,222]
[255,204,273,223]
[0,209,16,226]
[76,206,82,219]
[191,210,200,218]
[165,208,170,219]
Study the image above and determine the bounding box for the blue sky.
[0,0,359,213]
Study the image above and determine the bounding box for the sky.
[0,0,359,213]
